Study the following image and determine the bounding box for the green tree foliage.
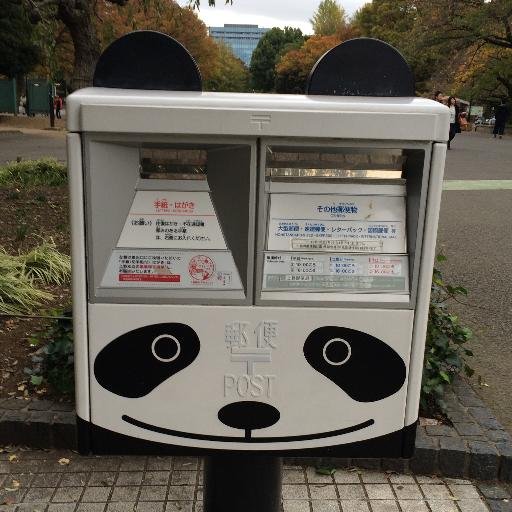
[99,1,219,83]
[354,0,414,45]
[204,42,250,92]
[353,1,443,93]
[310,0,346,36]
[275,35,339,93]
[414,0,512,50]
[454,46,512,104]
[413,0,512,101]
[0,0,39,78]
[23,0,224,88]
[250,27,304,92]
[24,0,130,88]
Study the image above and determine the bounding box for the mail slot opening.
[258,144,428,306]
[266,147,406,180]
[85,139,256,305]
[140,148,207,180]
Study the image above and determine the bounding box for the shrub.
[0,240,71,315]
[26,309,74,395]
[0,158,67,187]
[421,254,474,411]
[0,268,52,315]
[18,241,71,285]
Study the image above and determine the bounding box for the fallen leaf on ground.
[316,467,336,476]
[419,417,441,426]
[58,458,70,465]
[4,479,20,491]
[8,455,18,462]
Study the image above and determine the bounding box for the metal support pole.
[203,455,282,512]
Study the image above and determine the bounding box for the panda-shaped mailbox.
[67,31,448,499]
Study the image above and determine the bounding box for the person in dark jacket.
[493,101,509,139]
[447,96,460,149]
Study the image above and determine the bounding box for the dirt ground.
[0,185,71,400]
[0,114,66,131]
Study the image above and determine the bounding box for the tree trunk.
[49,92,55,127]
[57,1,101,91]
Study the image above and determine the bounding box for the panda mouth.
[122,415,374,442]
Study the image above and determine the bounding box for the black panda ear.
[307,38,414,97]
[93,30,202,92]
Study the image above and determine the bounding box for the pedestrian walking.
[447,96,459,149]
[493,101,509,139]
[458,111,469,131]
[434,90,444,103]
[54,95,63,119]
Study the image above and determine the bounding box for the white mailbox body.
[67,89,448,456]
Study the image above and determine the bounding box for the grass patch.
[0,158,67,187]
[0,240,71,315]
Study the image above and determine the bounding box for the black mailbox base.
[203,455,282,512]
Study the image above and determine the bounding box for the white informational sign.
[470,106,484,117]
[117,191,226,250]
[101,249,243,290]
[263,253,409,292]
[267,194,406,253]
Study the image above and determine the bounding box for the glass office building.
[209,24,269,66]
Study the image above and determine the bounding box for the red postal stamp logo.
[189,255,215,282]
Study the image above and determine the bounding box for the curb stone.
[0,129,23,135]
[0,377,511,481]
[0,399,75,449]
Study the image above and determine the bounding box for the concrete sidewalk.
[0,449,507,512]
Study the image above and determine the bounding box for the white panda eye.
[322,338,351,366]
[151,334,181,363]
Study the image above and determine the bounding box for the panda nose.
[218,401,280,439]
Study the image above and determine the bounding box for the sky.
[177,0,369,34]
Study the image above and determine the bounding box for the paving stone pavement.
[0,450,510,512]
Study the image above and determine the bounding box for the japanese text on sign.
[267,193,406,253]
[101,249,243,290]
[117,191,226,250]
[263,253,408,292]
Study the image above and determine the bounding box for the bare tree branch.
[482,36,512,49]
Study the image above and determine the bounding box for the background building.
[209,24,269,66]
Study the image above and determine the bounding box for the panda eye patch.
[94,323,200,398]
[304,326,406,402]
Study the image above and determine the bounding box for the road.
[0,127,511,431]
[0,129,66,165]
[438,130,512,433]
